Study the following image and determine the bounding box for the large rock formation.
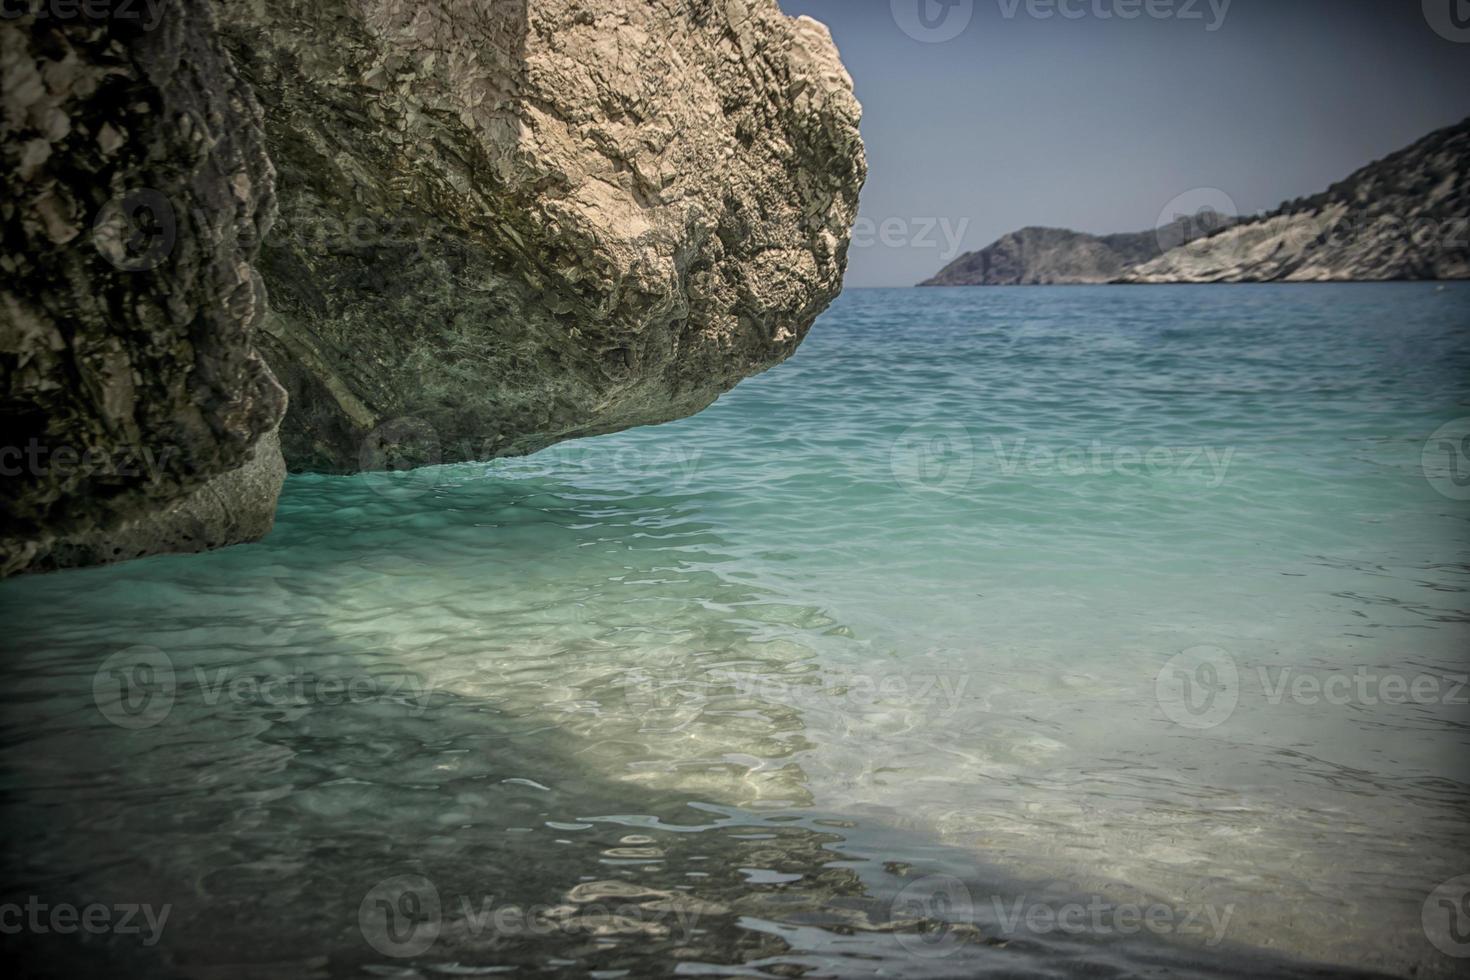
[1,1,864,575]
[1,0,286,577]
[922,118,1468,286]
[216,0,866,471]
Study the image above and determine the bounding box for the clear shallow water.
[3,284,1469,978]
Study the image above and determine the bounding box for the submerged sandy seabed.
[4,286,1468,977]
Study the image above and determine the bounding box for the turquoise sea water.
[3,284,1469,978]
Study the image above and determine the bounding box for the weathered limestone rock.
[215,0,866,471]
[2,0,863,575]
[1,0,287,576]
[31,431,286,572]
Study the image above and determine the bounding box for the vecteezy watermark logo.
[92,648,434,729]
[731,670,971,720]
[0,440,178,480]
[359,417,443,500]
[1424,875,1470,958]
[1155,187,1240,264]
[360,875,442,958]
[0,0,166,31]
[997,0,1232,30]
[892,0,974,43]
[93,646,177,730]
[1256,667,1467,708]
[849,217,972,261]
[893,430,1237,495]
[1422,418,1470,501]
[891,874,975,957]
[620,656,712,734]
[92,189,176,272]
[484,440,703,489]
[268,209,454,258]
[1157,655,1465,728]
[0,898,171,946]
[988,438,1236,486]
[1424,0,1470,43]
[1155,646,1239,729]
[358,876,702,958]
[1314,213,1469,256]
[891,421,975,495]
[990,895,1235,945]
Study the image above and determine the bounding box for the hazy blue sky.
[777,0,1470,286]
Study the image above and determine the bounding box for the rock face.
[920,223,1204,286]
[33,431,287,572]
[1125,119,1469,283]
[923,118,1469,286]
[1,0,287,576]
[215,0,866,472]
[1,0,863,575]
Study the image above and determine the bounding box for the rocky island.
[917,220,1211,287]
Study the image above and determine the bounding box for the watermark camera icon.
[92,646,176,729]
[1423,875,1470,958]
[1155,646,1239,729]
[1155,187,1241,266]
[1422,418,1470,501]
[359,874,442,958]
[891,421,975,496]
[358,417,444,500]
[621,659,712,734]
[93,189,176,272]
[891,874,974,957]
[892,0,974,43]
[1424,0,1470,43]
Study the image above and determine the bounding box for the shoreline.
[908,279,1467,288]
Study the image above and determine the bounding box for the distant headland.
[921,118,1469,286]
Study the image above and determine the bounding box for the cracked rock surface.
[1,0,286,576]
[216,0,865,471]
[1,0,863,575]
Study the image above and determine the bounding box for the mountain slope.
[1126,119,1469,282]
[921,118,1469,285]
[919,219,1220,286]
